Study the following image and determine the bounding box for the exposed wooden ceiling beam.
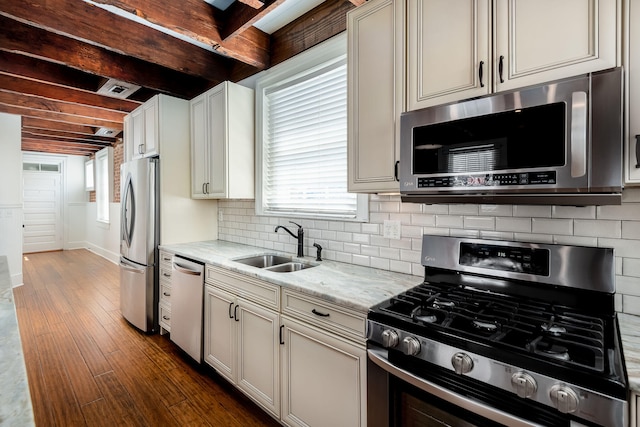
[237,0,265,9]
[22,129,116,145]
[0,16,212,99]
[22,117,98,136]
[0,74,141,113]
[84,0,270,70]
[0,91,127,124]
[0,0,232,82]
[0,104,123,130]
[270,0,354,67]
[222,0,285,39]
[22,139,99,156]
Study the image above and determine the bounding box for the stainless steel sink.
[264,262,314,273]
[233,254,292,268]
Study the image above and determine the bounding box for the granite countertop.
[159,240,420,313]
[618,313,640,394]
[0,256,35,426]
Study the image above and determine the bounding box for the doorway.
[22,159,63,253]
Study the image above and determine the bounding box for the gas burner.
[411,307,441,324]
[472,320,499,332]
[541,323,567,336]
[536,342,571,361]
[433,298,456,308]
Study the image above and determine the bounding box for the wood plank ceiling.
[0,0,363,156]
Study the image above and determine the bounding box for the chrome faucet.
[275,221,304,257]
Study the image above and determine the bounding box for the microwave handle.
[570,92,587,178]
[635,135,640,168]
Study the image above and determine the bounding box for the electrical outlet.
[383,220,401,239]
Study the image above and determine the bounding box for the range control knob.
[451,352,474,374]
[402,336,421,356]
[381,329,399,348]
[549,385,579,414]
[511,372,537,398]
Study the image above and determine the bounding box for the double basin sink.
[233,254,317,273]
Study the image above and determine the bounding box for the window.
[85,159,95,191]
[95,147,113,223]
[255,33,367,221]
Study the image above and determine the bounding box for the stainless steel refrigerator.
[119,157,159,333]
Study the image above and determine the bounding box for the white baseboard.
[86,243,120,265]
[11,273,23,288]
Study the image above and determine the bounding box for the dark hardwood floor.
[14,249,281,427]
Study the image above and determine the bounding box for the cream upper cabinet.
[494,0,620,92]
[190,81,254,199]
[407,0,491,110]
[347,0,405,193]
[407,0,620,110]
[625,0,640,184]
[125,95,159,160]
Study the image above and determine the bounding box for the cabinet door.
[131,108,144,160]
[626,0,640,184]
[281,317,366,427]
[123,114,134,162]
[347,0,404,193]
[206,85,228,197]
[407,0,491,110]
[494,0,619,92]
[190,94,209,197]
[204,285,236,383]
[142,96,159,157]
[237,299,280,417]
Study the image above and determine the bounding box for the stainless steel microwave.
[399,67,623,205]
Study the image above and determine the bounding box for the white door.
[22,169,63,253]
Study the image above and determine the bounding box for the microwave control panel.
[417,171,557,188]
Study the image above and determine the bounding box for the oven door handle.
[367,348,543,427]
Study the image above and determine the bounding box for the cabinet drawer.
[159,251,173,268]
[159,302,171,331]
[206,266,280,311]
[160,282,172,304]
[159,265,172,283]
[282,289,366,343]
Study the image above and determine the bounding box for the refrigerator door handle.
[120,261,145,273]
[121,174,136,247]
[173,262,203,276]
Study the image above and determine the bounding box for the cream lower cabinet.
[280,316,367,427]
[204,267,280,418]
[158,251,173,334]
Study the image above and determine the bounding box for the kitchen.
[3,0,640,426]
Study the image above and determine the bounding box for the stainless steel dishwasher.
[170,255,204,363]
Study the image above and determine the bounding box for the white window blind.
[262,59,359,218]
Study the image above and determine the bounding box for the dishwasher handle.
[173,262,203,276]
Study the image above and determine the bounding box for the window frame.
[85,159,95,191]
[94,147,113,224]
[254,33,368,222]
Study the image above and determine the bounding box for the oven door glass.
[412,102,566,175]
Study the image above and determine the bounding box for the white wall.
[218,188,640,316]
[0,113,23,286]
[85,203,120,264]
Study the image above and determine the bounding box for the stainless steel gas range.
[367,235,628,427]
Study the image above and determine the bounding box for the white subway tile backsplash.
[531,218,573,235]
[436,215,463,228]
[495,217,531,233]
[449,204,479,215]
[479,204,513,216]
[623,258,640,278]
[574,220,621,238]
[218,195,640,314]
[513,205,552,218]
[463,216,495,230]
[552,206,596,219]
[622,221,640,239]
[623,295,640,316]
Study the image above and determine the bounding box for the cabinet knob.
[635,135,640,168]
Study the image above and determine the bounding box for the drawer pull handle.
[162,315,170,321]
[228,302,234,319]
[279,325,285,345]
[312,309,330,317]
[163,273,171,277]
[234,304,239,321]
[163,292,171,297]
[163,256,171,261]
